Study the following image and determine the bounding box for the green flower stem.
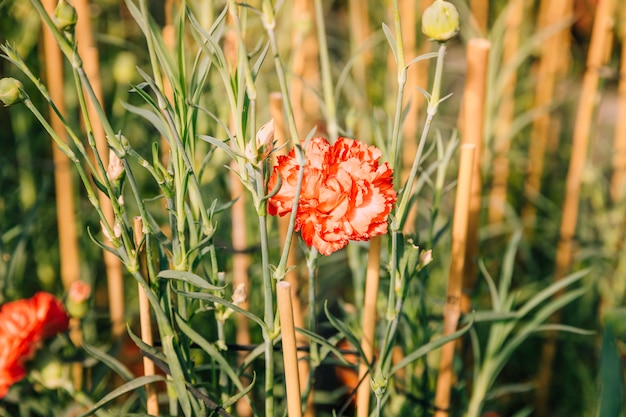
[389,0,407,174]
[248,138,276,416]
[261,0,300,150]
[395,42,447,230]
[256,194,275,417]
[139,0,166,105]
[22,98,118,245]
[314,0,338,141]
[261,0,307,281]
[70,70,136,261]
[306,247,320,391]
[0,45,98,175]
[28,0,79,67]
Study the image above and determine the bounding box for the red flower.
[0,292,69,397]
[268,137,396,255]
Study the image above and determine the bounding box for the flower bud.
[422,0,460,42]
[0,77,26,106]
[106,149,125,182]
[54,0,77,33]
[420,249,433,268]
[66,280,91,319]
[231,283,247,306]
[246,119,275,163]
[101,221,122,242]
[112,52,137,85]
[31,351,70,391]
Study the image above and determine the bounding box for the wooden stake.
[41,0,83,390]
[348,0,371,89]
[488,0,525,225]
[433,144,476,417]
[521,0,574,229]
[291,0,320,137]
[610,12,626,202]
[460,39,490,313]
[470,0,489,34]
[74,0,125,338]
[402,0,434,233]
[355,235,382,417]
[133,217,159,416]
[41,0,81,292]
[277,282,303,417]
[536,0,616,414]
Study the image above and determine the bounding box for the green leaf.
[174,313,253,399]
[516,269,589,318]
[157,269,225,291]
[295,327,354,366]
[121,100,171,141]
[176,290,268,332]
[162,335,194,417]
[381,23,398,66]
[78,375,166,417]
[198,134,240,160]
[323,301,374,375]
[391,314,474,374]
[82,342,136,383]
[598,328,624,417]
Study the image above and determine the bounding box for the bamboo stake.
[460,39,490,313]
[270,93,315,416]
[433,144,476,417]
[41,0,83,390]
[291,0,320,137]
[610,13,626,202]
[355,235,382,417]
[535,0,616,415]
[74,0,125,338]
[521,0,574,229]
[400,0,433,234]
[487,0,525,225]
[133,217,159,416]
[41,0,81,292]
[348,0,371,90]
[470,0,489,34]
[277,282,303,417]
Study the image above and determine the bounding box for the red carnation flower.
[0,292,69,397]
[268,137,396,256]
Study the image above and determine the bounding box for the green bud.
[54,0,78,33]
[0,77,26,106]
[112,51,137,85]
[422,0,460,42]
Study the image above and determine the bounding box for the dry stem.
[433,144,476,417]
[74,0,126,338]
[460,39,491,313]
[487,0,525,225]
[133,217,159,416]
[356,235,382,417]
[277,282,303,417]
[536,0,616,414]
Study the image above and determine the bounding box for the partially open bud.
[0,77,26,106]
[66,280,91,319]
[246,119,275,163]
[422,0,460,42]
[231,283,247,306]
[54,0,78,33]
[101,221,122,242]
[106,149,125,182]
